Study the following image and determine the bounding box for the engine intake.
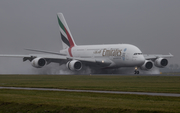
[31,57,46,68]
[154,58,168,68]
[66,60,82,71]
[140,60,153,70]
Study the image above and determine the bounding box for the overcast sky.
[0,0,179,74]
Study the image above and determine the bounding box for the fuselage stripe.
[65,27,74,57]
[60,33,70,47]
[57,16,74,57]
[57,16,66,33]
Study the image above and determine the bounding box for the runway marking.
[0,87,180,97]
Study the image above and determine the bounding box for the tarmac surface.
[0,87,180,97]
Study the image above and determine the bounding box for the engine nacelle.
[31,57,46,68]
[140,60,153,70]
[154,58,168,68]
[66,60,82,71]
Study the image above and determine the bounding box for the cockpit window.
[134,53,142,55]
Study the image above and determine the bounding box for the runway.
[0,87,180,97]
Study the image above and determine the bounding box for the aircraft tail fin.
[57,13,76,50]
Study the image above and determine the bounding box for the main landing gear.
[134,67,140,74]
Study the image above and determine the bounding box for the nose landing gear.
[134,67,140,74]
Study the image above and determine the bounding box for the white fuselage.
[61,44,145,68]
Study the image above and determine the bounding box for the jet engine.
[140,60,153,70]
[154,58,168,68]
[31,57,46,68]
[66,60,82,71]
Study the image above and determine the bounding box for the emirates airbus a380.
[0,13,173,74]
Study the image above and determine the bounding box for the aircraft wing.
[0,54,112,67]
[0,55,30,58]
[143,53,173,60]
[0,54,67,63]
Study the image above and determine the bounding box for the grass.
[0,75,180,93]
[0,75,180,112]
[0,89,180,113]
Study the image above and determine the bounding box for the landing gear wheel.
[134,70,140,74]
[134,67,140,74]
[137,71,139,74]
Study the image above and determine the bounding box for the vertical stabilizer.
[57,13,76,50]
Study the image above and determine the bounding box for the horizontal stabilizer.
[25,49,66,56]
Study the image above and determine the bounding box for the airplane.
[0,13,173,74]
